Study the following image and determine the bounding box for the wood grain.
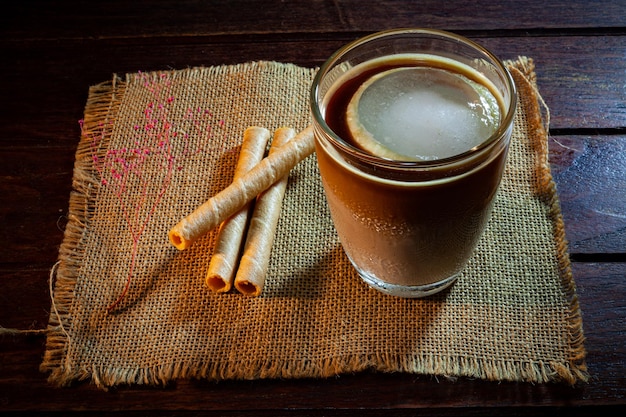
[0,0,624,414]
[2,0,625,39]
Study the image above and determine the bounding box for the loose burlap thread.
[41,58,588,389]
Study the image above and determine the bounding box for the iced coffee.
[311,29,516,297]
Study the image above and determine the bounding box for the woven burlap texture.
[41,58,588,389]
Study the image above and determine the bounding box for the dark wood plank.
[338,0,626,32]
[0,266,52,332]
[1,35,624,152]
[1,262,624,413]
[0,147,74,265]
[549,135,626,255]
[573,262,626,388]
[2,0,625,41]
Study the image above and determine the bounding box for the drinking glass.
[310,28,516,297]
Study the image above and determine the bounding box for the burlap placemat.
[41,58,588,389]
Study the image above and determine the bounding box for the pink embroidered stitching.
[81,72,226,313]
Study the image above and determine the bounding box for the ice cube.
[346,67,500,161]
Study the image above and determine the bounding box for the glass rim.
[310,28,518,169]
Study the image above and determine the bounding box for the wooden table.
[1,1,624,414]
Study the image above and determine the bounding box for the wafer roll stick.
[168,125,314,250]
[205,127,270,293]
[234,127,295,296]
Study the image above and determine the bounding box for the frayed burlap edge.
[40,59,588,389]
[39,74,127,386]
[505,57,587,384]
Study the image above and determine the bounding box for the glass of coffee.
[311,28,516,297]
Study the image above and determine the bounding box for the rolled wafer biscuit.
[168,125,314,250]
[234,127,295,296]
[205,127,270,293]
